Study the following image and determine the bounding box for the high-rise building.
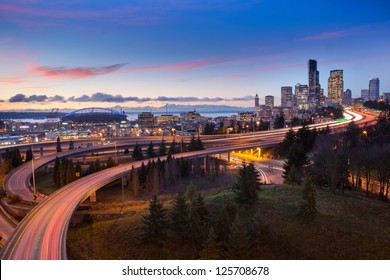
[369,78,380,101]
[265,95,274,108]
[361,89,369,101]
[295,83,309,110]
[342,89,352,106]
[308,59,321,106]
[281,86,293,107]
[255,94,259,107]
[383,92,390,101]
[328,70,343,105]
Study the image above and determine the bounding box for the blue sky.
[0,0,389,110]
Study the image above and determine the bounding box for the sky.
[0,0,390,111]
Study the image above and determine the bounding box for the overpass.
[0,110,378,259]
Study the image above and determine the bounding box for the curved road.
[0,110,377,259]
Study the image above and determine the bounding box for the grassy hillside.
[66,185,390,260]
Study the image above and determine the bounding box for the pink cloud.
[0,77,29,84]
[299,31,351,41]
[30,63,126,79]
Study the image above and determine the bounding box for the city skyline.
[1,0,390,110]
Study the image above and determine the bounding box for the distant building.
[255,94,260,107]
[154,114,180,125]
[361,89,370,101]
[238,112,256,121]
[352,98,365,107]
[180,109,207,121]
[343,89,352,106]
[383,92,390,101]
[295,83,309,110]
[138,112,154,127]
[281,86,293,107]
[265,95,274,108]
[328,70,343,105]
[369,78,380,101]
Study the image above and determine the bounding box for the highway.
[0,109,378,259]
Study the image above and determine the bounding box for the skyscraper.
[342,89,352,106]
[361,89,369,101]
[308,59,321,106]
[369,78,380,101]
[281,86,293,107]
[255,93,259,107]
[328,70,343,105]
[265,95,274,108]
[295,83,309,110]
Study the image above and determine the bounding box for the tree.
[1,153,13,174]
[225,214,251,259]
[297,177,317,220]
[215,201,236,243]
[167,140,177,156]
[203,123,215,135]
[282,143,307,182]
[344,121,360,148]
[56,136,62,152]
[53,156,61,187]
[146,141,156,158]
[169,192,189,240]
[285,164,301,186]
[69,140,74,150]
[195,136,204,150]
[274,114,285,129]
[187,135,197,151]
[233,162,259,208]
[65,159,76,185]
[25,148,33,162]
[158,140,167,156]
[199,227,223,259]
[139,196,167,244]
[280,128,296,155]
[132,142,143,160]
[106,157,117,168]
[124,148,129,154]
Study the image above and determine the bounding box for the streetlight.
[257,147,261,158]
[31,145,37,200]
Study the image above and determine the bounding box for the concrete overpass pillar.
[83,155,86,164]
[227,152,230,163]
[40,147,43,156]
[90,191,97,202]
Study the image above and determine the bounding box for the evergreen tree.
[298,177,317,220]
[225,214,251,259]
[146,141,156,158]
[187,201,203,248]
[25,148,33,162]
[138,162,147,190]
[95,158,102,172]
[65,159,76,185]
[85,161,96,175]
[158,140,167,156]
[199,227,223,260]
[53,156,61,187]
[233,162,259,208]
[195,136,204,150]
[280,128,296,154]
[215,201,236,243]
[203,123,215,135]
[75,160,82,178]
[180,138,187,153]
[10,148,22,168]
[56,136,62,152]
[69,140,74,150]
[285,164,301,186]
[169,192,189,240]
[282,143,307,182]
[274,114,285,129]
[139,196,167,244]
[124,148,129,154]
[167,140,177,156]
[195,194,209,222]
[106,157,117,168]
[59,158,69,187]
[1,153,13,174]
[132,142,143,160]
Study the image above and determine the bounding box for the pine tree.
[1,153,13,174]
[167,140,177,156]
[146,141,156,158]
[187,135,197,151]
[298,177,317,220]
[285,164,301,186]
[95,158,102,172]
[53,156,61,187]
[25,148,33,162]
[158,140,167,156]
[132,142,143,160]
[282,143,307,182]
[106,157,117,168]
[139,196,167,244]
[215,201,236,243]
[65,159,76,185]
[169,191,189,240]
[195,136,204,150]
[56,136,62,152]
[233,162,259,208]
[86,161,96,175]
[281,128,296,154]
[225,214,251,259]
[59,158,68,187]
[199,227,223,260]
[69,140,74,150]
